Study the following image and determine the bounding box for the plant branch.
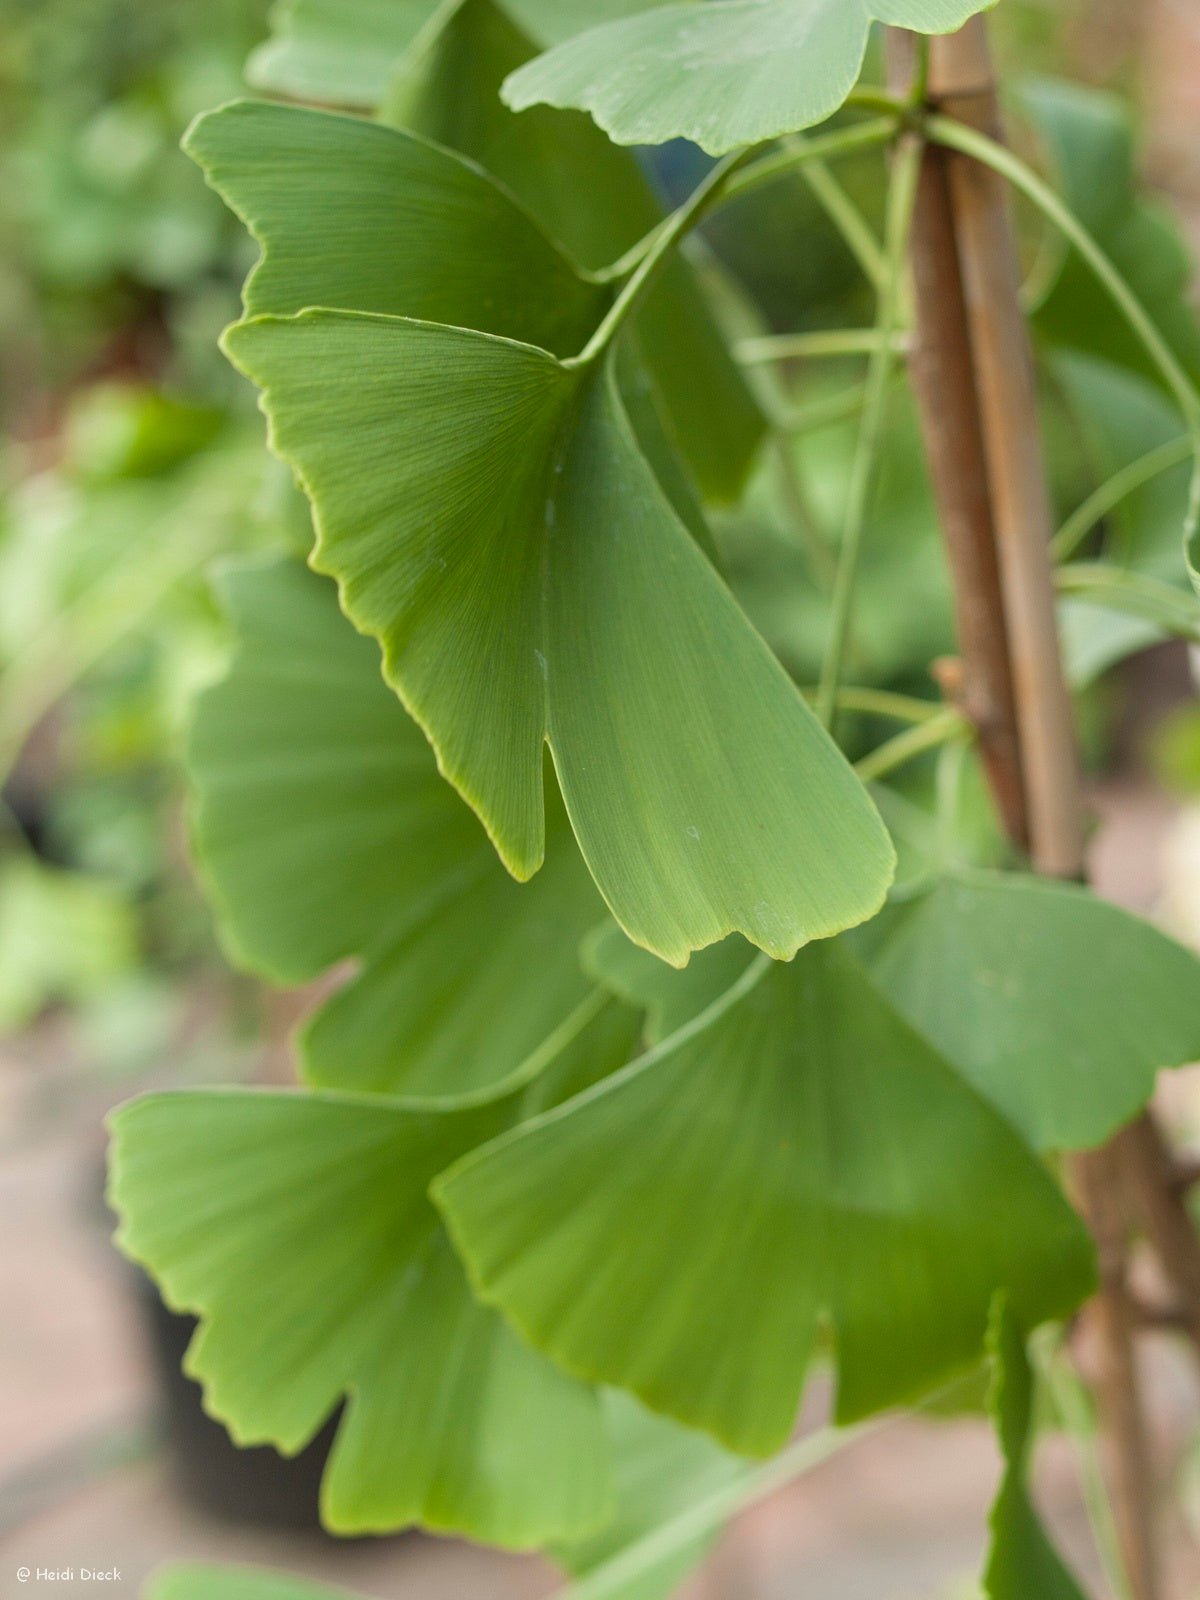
[573,150,751,364]
[816,134,922,731]
[721,117,900,206]
[809,685,944,723]
[1056,563,1200,644]
[737,328,910,364]
[853,707,966,784]
[790,146,889,289]
[902,21,1163,1595]
[889,27,1027,847]
[1053,437,1193,563]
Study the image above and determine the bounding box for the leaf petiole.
[556,1422,874,1600]
[578,118,901,359]
[1056,562,1200,644]
[737,328,911,364]
[855,707,968,784]
[816,133,923,731]
[1053,436,1193,563]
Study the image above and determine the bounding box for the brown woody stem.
[895,19,1173,1598]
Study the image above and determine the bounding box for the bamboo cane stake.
[899,21,1160,1596]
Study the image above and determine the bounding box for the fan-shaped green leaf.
[184,100,605,358]
[246,0,452,106]
[503,0,996,157]
[245,0,641,104]
[436,944,1094,1456]
[242,0,763,503]
[190,558,605,1098]
[224,317,893,966]
[109,999,642,1545]
[854,868,1200,1151]
[984,1304,1088,1600]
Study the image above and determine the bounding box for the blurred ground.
[2,4,1200,1599]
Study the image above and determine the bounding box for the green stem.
[738,328,910,364]
[924,112,1200,573]
[845,86,910,118]
[1053,436,1193,562]
[559,1422,874,1600]
[793,149,889,290]
[934,737,968,866]
[593,119,898,289]
[573,149,751,365]
[721,116,899,207]
[854,708,967,784]
[771,379,872,435]
[1055,562,1200,644]
[805,685,943,723]
[817,135,922,731]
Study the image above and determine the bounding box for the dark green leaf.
[855,868,1200,1151]
[109,1000,642,1545]
[190,558,606,1098]
[223,319,893,967]
[185,100,605,357]
[436,944,1094,1455]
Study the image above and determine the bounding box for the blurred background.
[1,1,1200,1596]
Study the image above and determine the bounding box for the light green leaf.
[224,316,893,967]
[184,100,605,358]
[436,944,1094,1456]
[854,868,1200,1152]
[503,0,996,157]
[246,0,454,107]
[557,1392,748,1600]
[504,0,672,44]
[984,1304,1088,1600]
[190,557,605,1099]
[109,1051,637,1542]
[243,0,763,502]
[146,1566,360,1600]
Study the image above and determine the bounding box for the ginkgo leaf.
[556,1391,748,1600]
[854,868,1200,1151]
[109,1000,642,1546]
[246,0,451,106]
[184,100,606,358]
[436,944,1094,1456]
[243,0,763,503]
[984,1304,1088,1600]
[224,316,893,966]
[148,1566,361,1600]
[190,557,606,1099]
[246,0,645,103]
[503,0,997,157]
